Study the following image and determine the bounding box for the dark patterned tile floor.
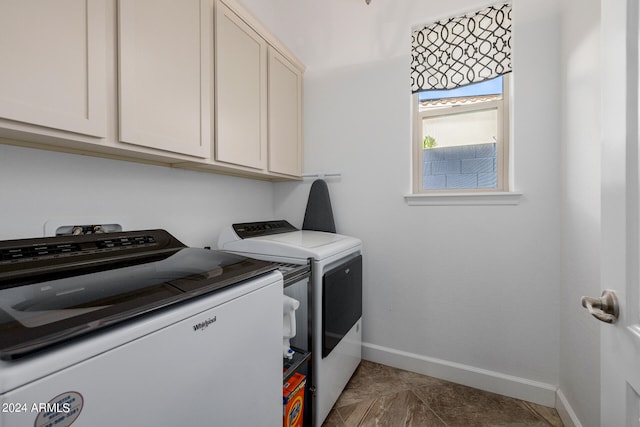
[323,361,564,427]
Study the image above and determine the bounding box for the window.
[413,75,510,192]
[410,3,512,195]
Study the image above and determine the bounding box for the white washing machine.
[218,220,362,426]
[0,229,283,427]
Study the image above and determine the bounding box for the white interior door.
[599,0,640,425]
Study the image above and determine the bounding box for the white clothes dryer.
[218,220,362,426]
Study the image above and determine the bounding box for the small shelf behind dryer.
[276,262,310,287]
[283,346,311,382]
[277,260,313,425]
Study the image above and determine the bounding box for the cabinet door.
[268,48,303,176]
[118,0,210,158]
[215,1,267,170]
[0,0,107,137]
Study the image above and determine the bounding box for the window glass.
[419,76,503,102]
[414,75,508,192]
[422,108,498,148]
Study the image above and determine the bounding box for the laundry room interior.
[0,0,633,426]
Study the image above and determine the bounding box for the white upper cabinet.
[0,0,304,180]
[214,0,268,170]
[118,0,211,158]
[0,0,107,137]
[268,47,303,177]
[214,0,305,177]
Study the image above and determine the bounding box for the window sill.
[404,191,523,206]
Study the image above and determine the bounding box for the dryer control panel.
[232,220,298,239]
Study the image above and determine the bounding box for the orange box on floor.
[283,372,306,427]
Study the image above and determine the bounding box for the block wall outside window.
[422,143,497,190]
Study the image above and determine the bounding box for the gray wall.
[559,0,602,424]
[423,143,497,190]
[243,0,564,406]
[0,143,275,248]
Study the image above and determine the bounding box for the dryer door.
[322,255,362,358]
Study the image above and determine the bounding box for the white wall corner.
[555,389,583,427]
[362,342,557,408]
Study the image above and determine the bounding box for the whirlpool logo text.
[192,316,217,332]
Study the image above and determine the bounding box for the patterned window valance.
[411,3,512,93]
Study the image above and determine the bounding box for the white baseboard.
[362,342,557,407]
[555,389,582,427]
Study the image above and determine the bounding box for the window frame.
[412,74,511,195]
